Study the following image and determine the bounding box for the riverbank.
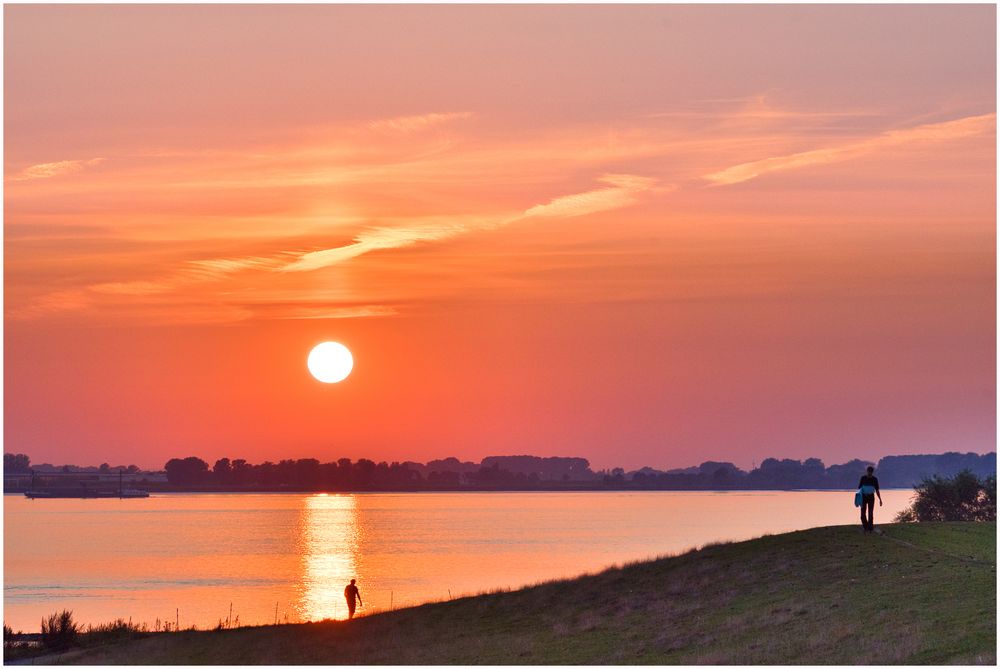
[18,521,995,665]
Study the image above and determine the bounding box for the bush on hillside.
[40,610,79,651]
[895,470,996,522]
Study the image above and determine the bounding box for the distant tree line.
[154,451,995,491]
[162,455,594,489]
[165,456,423,488]
[5,450,995,492]
[623,452,997,490]
[3,453,141,476]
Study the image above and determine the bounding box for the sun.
[307,342,353,383]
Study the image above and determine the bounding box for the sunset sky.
[4,5,996,471]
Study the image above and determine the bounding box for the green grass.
[32,522,998,665]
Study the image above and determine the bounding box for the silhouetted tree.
[387,462,421,485]
[824,459,874,489]
[295,459,321,487]
[469,462,530,485]
[426,457,479,476]
[3,453,31,472]
[748,458,809,488]
[712,467,731,483]
[354,459,376,487]
[896,470,996,522]
[276,459,296,484]
[213,458,232,483]
[481,455,594,481]
[228,459,249,484]
[602,467,626,485]
[335,458,353,487]
[164,457,209,485]
[257,461,276,485]
[428,470,460,486]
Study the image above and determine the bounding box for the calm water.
[3,490,912,631]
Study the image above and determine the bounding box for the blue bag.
[854,490,862,507]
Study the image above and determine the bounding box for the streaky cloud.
[522,174,658,219]
[8,158,104,182]
[6,289,91,320]
[368,111,473,133]
[15,171,663,320]
[278,174,661,273]
[278,221,471,273]
[184,256,283,279]
[704,113,995,186]
[90,256,284,296]
[274,305,399,320]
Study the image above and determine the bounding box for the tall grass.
[83,618,148,646]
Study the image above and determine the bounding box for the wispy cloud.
[7,289,92,320]
[646,94,876,122]
[278,174,660,273]
[273,305,399,320]
[7,98,992,328]
[88,280,175,296]
[17,170,660,318]
[368,112,473,133]
[8,158,104,181]
[522,174,659,219]
[90,256,284,296]
[704,113,995,186]
[87,173,661,295]
[76,174,666,306]
[184,256,284,278]
[278,221,472,272]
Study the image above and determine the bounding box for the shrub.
[3,623,41,661]
[896,470,996,522]
[41,610,79,651]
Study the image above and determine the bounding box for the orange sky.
[4,5,996,470]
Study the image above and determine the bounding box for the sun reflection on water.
[296,494,361,622]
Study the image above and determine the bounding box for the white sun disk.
[307,342,353,383]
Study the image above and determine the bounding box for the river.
[3,490,913,631]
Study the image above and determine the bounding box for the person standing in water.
[344,579,363,619]
[858,465,882,533]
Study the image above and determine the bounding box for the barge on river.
[20,470,150,499]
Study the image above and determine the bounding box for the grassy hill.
[32,522,998,665]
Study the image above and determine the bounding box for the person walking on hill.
[858,466,882,533]
[344,579,363,619]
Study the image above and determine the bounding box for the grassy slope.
[55,522,997,665]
